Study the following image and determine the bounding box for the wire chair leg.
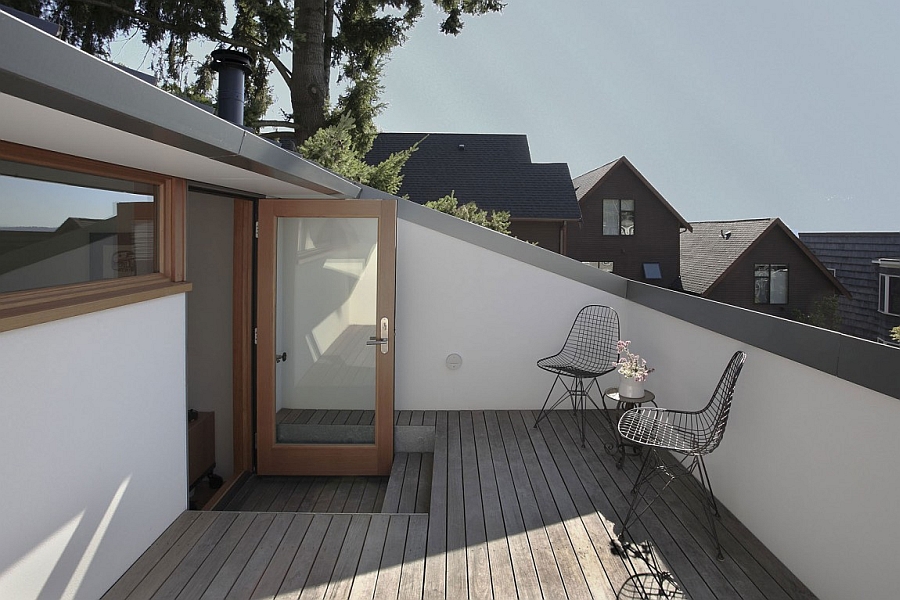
[696,455,724,561]
[697,455,721,518]
[534,375,567,427]
[619,449,654,542]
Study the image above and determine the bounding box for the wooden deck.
[104,410,816,599]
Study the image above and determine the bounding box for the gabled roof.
[572,156,692,231]
[681,218,850,297]
[365,133,581,220]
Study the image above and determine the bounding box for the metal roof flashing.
[0,11,360,199]
[874,258,900,268]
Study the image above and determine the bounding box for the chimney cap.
[211,48,252,75]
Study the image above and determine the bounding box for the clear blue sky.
[373,0,899,233]
[111,1,899,233]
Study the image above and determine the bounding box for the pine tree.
[9,0,504,152]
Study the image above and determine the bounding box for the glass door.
[256,199,396,475]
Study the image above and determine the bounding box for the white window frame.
[878,274,900,316]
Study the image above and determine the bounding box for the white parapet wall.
[626,301,900,600]
[395,218,629,410]
[396,210,900,600]
[0,295,188,600]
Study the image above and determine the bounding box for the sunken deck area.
[104,410,815,599]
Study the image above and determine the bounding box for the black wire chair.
[616,350,747,561]
[533,305,620,446]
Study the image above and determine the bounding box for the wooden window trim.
[0,142,189,332]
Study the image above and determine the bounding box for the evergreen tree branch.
[72,0,293,86]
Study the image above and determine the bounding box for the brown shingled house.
[681,218,849,319]
[566,157,692,289]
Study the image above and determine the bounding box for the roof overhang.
[0,12,361,199]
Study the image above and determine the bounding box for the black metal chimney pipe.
[210,48,252,127]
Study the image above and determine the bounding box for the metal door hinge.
[254,327,257,345]
[255,221,259,238]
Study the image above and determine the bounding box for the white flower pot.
[619,374,644,399]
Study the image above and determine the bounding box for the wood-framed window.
[0,142,190,332]
[754,263,789,305]
[602,199,635,236]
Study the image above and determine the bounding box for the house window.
[878,274,900,316]
[602,199,634,236]
[0,159,157,293]
[643,262,662,280]
[754,264,788,304]
[0,142,189,333]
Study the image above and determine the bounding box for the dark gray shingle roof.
[682,219,849,298]
[572,156,692,231]
[680,219,776,294]
[365,133,581,220]
[572,159,617,201]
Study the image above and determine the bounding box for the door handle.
[276,352,287,363]
[365,317,390,354]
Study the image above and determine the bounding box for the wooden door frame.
[232,198,256,476]
[254,198,396,476]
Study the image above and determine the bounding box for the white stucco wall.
[0,295,188,600]
[397,218,899,600]
[625,302,900,600]
[395,219,629,410]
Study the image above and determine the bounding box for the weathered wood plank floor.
[104,410,816,599]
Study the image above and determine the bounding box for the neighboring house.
[681,218,849,319]
[365,133,581,252]
[799,232,900,344]
[567,157,692,289]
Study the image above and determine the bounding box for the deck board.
[507,410,592,598]
[348,514,390,600]
[323,514,370,600]
[373,514,408,600]
[225,513,294,600]
[494,410,567,599]
[106,410,817,600]
[472,411,516,598]
[459,412,491,600]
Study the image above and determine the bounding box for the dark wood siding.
[565,163,682,288]
[510,221,562,253]
[707,227,839,318]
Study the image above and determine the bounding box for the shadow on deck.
[103,410,816,599]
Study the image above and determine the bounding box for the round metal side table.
[602,387,657,468]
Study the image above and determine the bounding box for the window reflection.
[0,161,157,293]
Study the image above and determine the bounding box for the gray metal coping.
[0,11,360,198]
[400,200,900,401]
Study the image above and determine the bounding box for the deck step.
[381,452,433,513]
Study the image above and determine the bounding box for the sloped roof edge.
[0,12,360,198]
[574,156,692,232]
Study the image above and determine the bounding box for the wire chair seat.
[617,407,703,454]
[537,361,610,379]
[616,350,747,562]
[534,305,620,446]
